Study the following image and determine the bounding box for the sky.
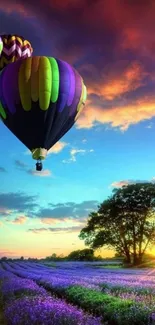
[0,0,155,258]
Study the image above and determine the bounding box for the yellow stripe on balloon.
[39,56,52,110]
[83,85,87,103]
[18,57,32,111]
[0,55,23,67]
[16,37,23,45]
[0,57,13,68]
[74,82,86,121]
[31,56,40,102]
[23,40,32,46]
[3,36,16,44]
[77,79,84,112]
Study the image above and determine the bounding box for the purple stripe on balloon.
[66,63,75,106]
[2,60,22,114]
[56,59,70,112]
[69,68,82,117]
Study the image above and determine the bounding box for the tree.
[67,249,95,261]
[0,257,7,261]
[45,253,57,261]
[79,183,155,266]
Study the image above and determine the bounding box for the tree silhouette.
[79,183,155,266]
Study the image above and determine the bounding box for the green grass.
[99,265,122,269]
[43,262,57,268]
[64,286,152,325]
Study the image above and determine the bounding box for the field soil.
[0,302,6,325]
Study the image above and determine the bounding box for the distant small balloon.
[0,34,33,70]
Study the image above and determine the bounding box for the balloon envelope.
[0,56,87,161]
[0,34,33,71]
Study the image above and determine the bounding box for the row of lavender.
[0,265,102,325]
[1,261,155,324]
[4,260,155,295]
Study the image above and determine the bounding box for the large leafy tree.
[79,183,155,265]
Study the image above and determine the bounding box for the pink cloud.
[12,216,27,225]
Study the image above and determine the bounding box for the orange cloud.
[101,62,147,100]
[40,218,59,225]
[111,180,133,188]
[111,178,155,188]
[40,217,86,226]
[12,216,27,224]
[76,96,155,131]
[48,141,68,154]
[82,61,148,100]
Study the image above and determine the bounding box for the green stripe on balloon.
[39,57,52,110]
[0,101,6,119]
[47,57,59,103]
[0,37,3,55]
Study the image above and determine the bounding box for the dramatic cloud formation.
[1,0,155,133]
[83,61,149,100]
[76,96,155,131]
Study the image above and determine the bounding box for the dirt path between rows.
[0,300,6,325]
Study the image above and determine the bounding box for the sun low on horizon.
[1,0,155,259]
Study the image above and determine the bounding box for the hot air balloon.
[0,34,33,71]
[0,56,87,171]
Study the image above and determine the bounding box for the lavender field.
[0,261,155,325]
